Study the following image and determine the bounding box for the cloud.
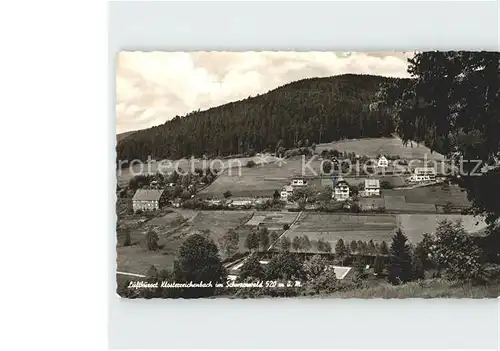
[116,51,414,134]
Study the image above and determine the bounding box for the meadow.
[284,212,488,250]
[116,210,254,275]
[315,137,445,161]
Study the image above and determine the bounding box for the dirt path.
[267,211,304,251]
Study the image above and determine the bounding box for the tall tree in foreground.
[173,234,227,298]
[388,229,413,285]
[266,251,305,281]
[432,219,484,282]
[376,51,500,225]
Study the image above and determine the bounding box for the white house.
[363,179,380,197]
[409,167,436,183]
[333,178,350,201]
[280,185,294,201]
[377,156,389,168]
[291,177,306,187]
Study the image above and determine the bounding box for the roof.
[414,167,436,172]
[364,179,380,189]
[132,189,164,201]
[379,155,388,161]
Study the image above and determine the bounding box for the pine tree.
[302,235,312,252]
[350,240,358,253]
[368,239,376,254]
[379,241,389,255]
[335,239,348,266]
[388,229,413,285]
[412,250,425,280]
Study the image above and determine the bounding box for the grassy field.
[197,159,315,198]
[397,214,488,239]
[117,155,274,187]
[285,213,399,246]
[116,210,253,275]
[323,278,500,298]
[383,184,470,208]
[315,137,445,161]
[283,212,488,249]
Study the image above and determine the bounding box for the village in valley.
[116,135,500,298]
[115,51,500,299]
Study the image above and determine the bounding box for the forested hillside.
[116,74,410,161]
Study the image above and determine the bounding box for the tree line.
[117,74,403,162]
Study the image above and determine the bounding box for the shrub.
[123,230,131,247]
[246,160,256,168]
[283,224,290,230]
[145,231,159,251]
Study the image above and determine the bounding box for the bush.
[123,230,131,247]
[380,180,393,189]
[283,224,290,230]
[145,231,159,251]
[246,160,256,168]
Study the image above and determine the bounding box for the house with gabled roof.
[377,155,389,168]
[132,189,166,212]
[362,179,380,197]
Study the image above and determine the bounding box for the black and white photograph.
[115,51,500,299]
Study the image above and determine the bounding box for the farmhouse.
[132,189,166,211]
[332,177,350,201]
[281,185,294,201]
[377,155,389,168]
[362,179,380,197]
[409,167,436,183]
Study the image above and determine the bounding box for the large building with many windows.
[132,189,166,211]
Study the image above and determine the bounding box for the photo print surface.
[116,51,500,299]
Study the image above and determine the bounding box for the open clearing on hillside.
[383,184,470,208]
[315,137,444,160]
[117,155,278,187]
[284,213,488,250]
[116,210,253,275]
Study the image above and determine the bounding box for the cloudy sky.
[116,51,414,134]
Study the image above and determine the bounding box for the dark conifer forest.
[116,74,409,162]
